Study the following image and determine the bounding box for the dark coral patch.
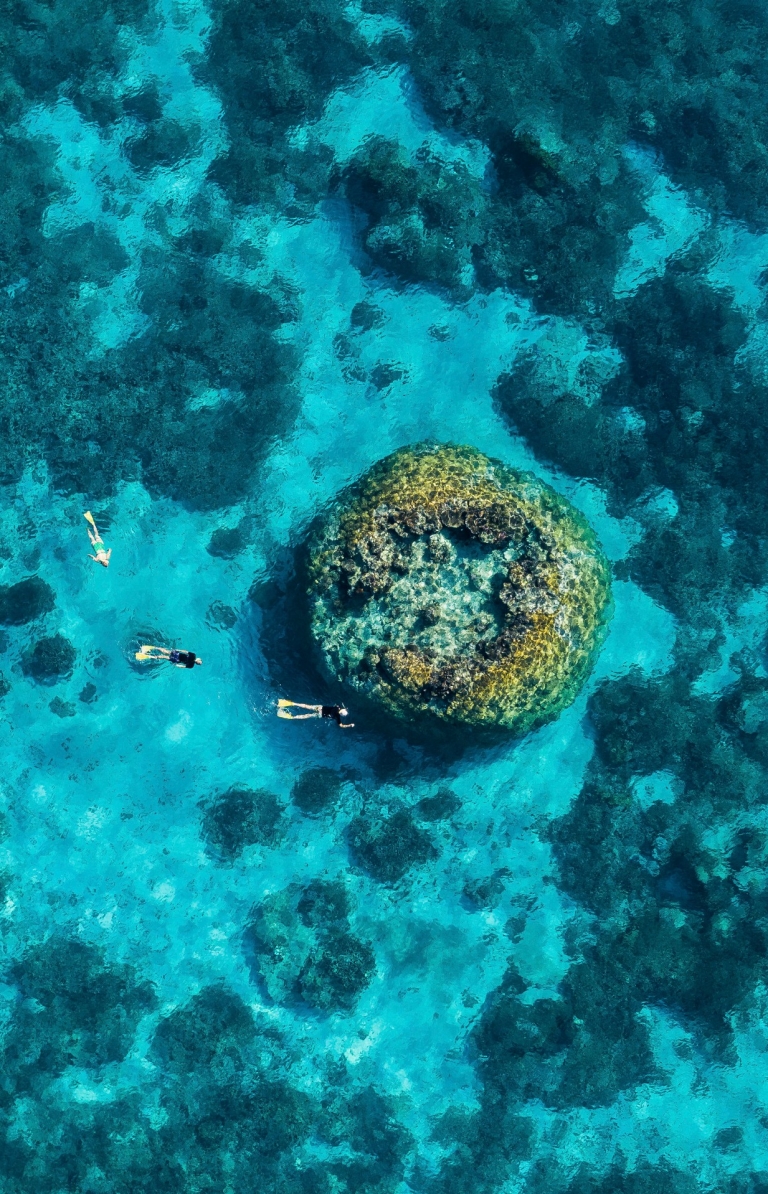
[299,930,376,1013]
[347,808,437,885]
[125,118,198,174]
[5,937,157,1077]
[0,142,300,507]
[151,984,257,1071]
[416,787,462,821]
[199,0,371,210]
[22,634,76,684]
[207,524,247,559]
[245,878,375,1013]
[0,576,55,625]
[147,985,315,1186]
[342,137,488,293]
[200,786,285,862]
[291,766,343,816]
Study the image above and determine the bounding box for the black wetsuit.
[170,649,197,668]
[321,705,348,727]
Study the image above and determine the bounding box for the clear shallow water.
[3,0,768,1190]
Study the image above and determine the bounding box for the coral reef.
[22,634,76,683]
[3,937,157,1080]
[364,0,768,317]
[200,786,285,862]
[245,877,375,1012]
[308,444,612,731]
[347,806,436,884]
[0,576,55,625]
[416,787,462,822]
[207,524,248,559]
[199,0,372,211]
[0,0,306,508]
[341,137,487,293]
[291,766,343,816]
[0,949,411,1193]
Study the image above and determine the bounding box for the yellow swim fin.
[84,510,98,531]
[136,644,163,661]
[277,698,295,707]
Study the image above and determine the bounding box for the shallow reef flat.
[309,444,612,731]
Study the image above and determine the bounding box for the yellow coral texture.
[309,444,612,732]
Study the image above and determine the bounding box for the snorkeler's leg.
[137,645,170,659]
[84,511,102,540]
[277,710,317,719]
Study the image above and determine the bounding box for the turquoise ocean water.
[3,0,768,1189]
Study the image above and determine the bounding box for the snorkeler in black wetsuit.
[277,699,355,728]
[169,649,197,668]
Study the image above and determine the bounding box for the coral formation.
[341,137,487,293]
[0,0,308,509]
[347,806,436,884]
[416,787,462,822]
[207,524,247,559]
[22,634,76,683]
[245,877,375,1013]
[0,576,55,625]
[0,949,410,1194]
[308,444,612,731]
[291,766,343,816]
[200,786,285,862]
[4,937,157,1079]
[362,0,768,318]
[199,0,372,211]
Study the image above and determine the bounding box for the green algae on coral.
[308,444,612,732]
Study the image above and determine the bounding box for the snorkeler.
[84,511,111,568]
[135,644,202,668]
[277,699,355,728]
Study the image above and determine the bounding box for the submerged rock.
[308,444,612,733]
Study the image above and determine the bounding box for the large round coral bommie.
[308,444,612,733]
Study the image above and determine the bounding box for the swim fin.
[277,698,295,707]
[136,644,163,661]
